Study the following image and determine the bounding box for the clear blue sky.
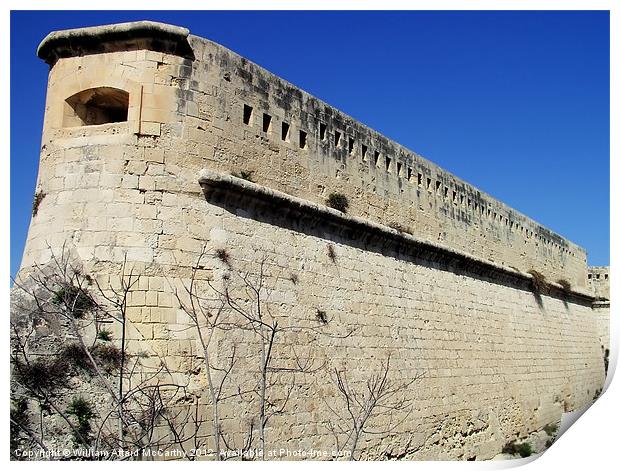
[10,10,610,278]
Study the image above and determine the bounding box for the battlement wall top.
[189,32,586,258]
[33,20,589,287]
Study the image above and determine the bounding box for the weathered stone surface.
[15,21,608,460]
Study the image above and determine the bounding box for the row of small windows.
[244,104,309,149]
[242,104,575,256]
[588,273,609,280]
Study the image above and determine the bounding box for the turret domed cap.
[37,20,194,65]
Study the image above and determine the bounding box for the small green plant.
[327,244,337,263]
[527,269,549,294]
[556,279,571,292]
[326,192,349,213]
[14,357,67,391]
[66,397,94,445]
[593,388,602,400]
[97,329,113,341]
[316,309,328,324]
[59,343,92,372]
[91,344,122,372]
[543,423,558,436]
[516,442,532,458]
[32,191,46,217]
[232,170,254,182]
[51,283,96,318]
[502,440,532,458]
[214,248,231,266]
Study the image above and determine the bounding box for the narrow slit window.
[374,151,380,166]
[319,122,327,141]
[299,130,307,149]
[262,113,272,133]
[435,181,441,192]
[453,191,457,202]
[426,178,432,190]
[361,144,368,161]
[588,274,593,279]
[334,131,341,147]
[467,198,472,208]
[418,173,423,186]
[386,156,392,172]
[348,137,355,154]
[397,162,403,176]
[63,87,129,127]
[444,187,449,199]
[243,104,253,125]
[407,167,413,181]
[281,121,290,141]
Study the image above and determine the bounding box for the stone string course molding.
[198,169,593,303]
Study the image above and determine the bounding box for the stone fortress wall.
[17,21,609,460]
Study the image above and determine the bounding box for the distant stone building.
[588,266,610,300]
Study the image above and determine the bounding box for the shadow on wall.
[199,180,591,309]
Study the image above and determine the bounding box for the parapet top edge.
[37,20,190,63]
[198,169,594,302]
[195,34,585,255]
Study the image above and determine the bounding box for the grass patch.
[327,244,337,263]
[556,279,571,292]
[527,269,549,294]
[326,193,349,213]
[502,440,533,458]
[97,329,113,341]
[91,344,122,372]
[232,170,254,182]
[13,357,67,392]
[543,423,558,436]
[214,248,231,267]
[51,283,96,318]
[59,343,92,372]
[32,191,46,217]
[66,397,94,445]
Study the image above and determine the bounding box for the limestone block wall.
[177,33,587,289]
[189,176,605,459]
[14,21,607,460]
